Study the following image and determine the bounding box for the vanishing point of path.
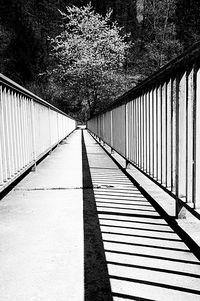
[0,129,199,300]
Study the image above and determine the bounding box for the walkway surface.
[0,129,200,300]
[0,130,83,301]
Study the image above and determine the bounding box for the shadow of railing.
[82,131,113,301]
[82,132,200,301]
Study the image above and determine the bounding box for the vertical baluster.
[134,99,137,164]
[157,85,162,182]
[9,89,15,175]
[13,92,18,171]
[153,88,157,179]
[125,103,129,161]
[161,83,167,185]
[10,91,17,174]
[31,100,36,170]
[129,101,132,161]
[175,76,180,199]
[27,99,32,163]
[19,96,24,168]
[48,107,52,149]
[150,90,153,176]
[171,78,176,193]
[187,68,194,204]
[194,65,200,209]
[8,90,15,176]
[17,94,23,170]
[178,72,187,201]
[15,92,20,171]
[29,100,33,162]
[166,80,172,189]
[4,88,12,179]
[22,96,27,167]
[23,97,27,163]
[15,93,20,171]
[144,93,147,172]
[139,97,141,166]
[110,112,112,147]
[137,97,140,167]
[102,114,105,141]
[0,86,4,185]
[146,92,150,174]
[23,97,28,166]
[133,99,137,165]
[141,95,144,170]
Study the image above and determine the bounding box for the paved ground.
[0,130,83,301]
[0,129,200,300]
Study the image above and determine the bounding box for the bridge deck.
[0,129,200,300]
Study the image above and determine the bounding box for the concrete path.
[0,129,200,300]
[83,130,200,301]
[0,130,83,301]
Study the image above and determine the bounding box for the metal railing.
[0,73,76,193]
[87,41,200,213]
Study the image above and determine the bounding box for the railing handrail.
[0,73,74,120]
[88,40,200,119]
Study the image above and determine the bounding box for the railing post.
[125,103,129,169]
[48,107,52,154]
[110,110,114,154]
[186,68,194,205]
[194,64,200,209]
[166,80,172,189]
[31,100,36,171]
[178,72,187,201]
[0,86,4,185]
[153,88,157,179]
[57,112,60,145]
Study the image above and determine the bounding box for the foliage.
[175,0,200,48]
[49,4,133,120]
[132,0,183,77]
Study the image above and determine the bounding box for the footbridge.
[1,43,200,300]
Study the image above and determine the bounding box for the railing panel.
[87,42,200,213]
[0,74,76,193]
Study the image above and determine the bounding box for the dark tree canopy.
[0,0,199,119]
[176,0,200,48]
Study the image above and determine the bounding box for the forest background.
[0,0,199,121]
